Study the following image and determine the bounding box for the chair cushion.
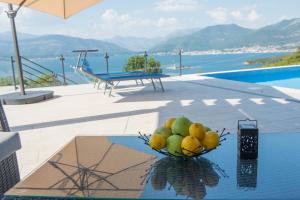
[0,132,21,162]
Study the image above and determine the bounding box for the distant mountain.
[0,33,132,57]
[151,18,300,52]
[245,18,300,46]
[165,27,202,39]
[106,36,163,52]
[151,24,252,52]
[105,28,201,52]
[0,31,36,41]
[2,18,300,57]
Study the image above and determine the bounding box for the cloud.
[0,3,4,12]
[155,0,201,12]
[206,7,228,23]
[207,6,261,23]
[157,17,178,28]
[230,10,242,20]
[230,6,260,22]
[247,9,259,22]
[0,3,9,30]
[278,15,289,21]
[87,9,180,39]
[101,9,130,24]
[0,4,39,33]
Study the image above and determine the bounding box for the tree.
[147,57,162,74]
[123,55,162,74]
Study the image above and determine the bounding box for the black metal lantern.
[238,119,259,159]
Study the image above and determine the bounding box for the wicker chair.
[0,102,20,197]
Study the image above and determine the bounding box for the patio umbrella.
[0,0,103,96]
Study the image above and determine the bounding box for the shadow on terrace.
[9,75,300,134]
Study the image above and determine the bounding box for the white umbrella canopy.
[0,0,103,19]
[0,0,104,97]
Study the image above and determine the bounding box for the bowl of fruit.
[138,116,229,158]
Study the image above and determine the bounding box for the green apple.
[167,135,183,156]
[155,127,172,139]
[171,116,192,137]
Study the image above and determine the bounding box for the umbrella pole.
[7,4,26,95]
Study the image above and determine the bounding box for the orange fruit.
[202,131,220,150]
[189,123,205,140]
[181,136,203,156]
[149,134,166,150]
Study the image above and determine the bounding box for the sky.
[0,0,300,40]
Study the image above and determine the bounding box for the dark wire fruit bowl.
[138,128,230,159]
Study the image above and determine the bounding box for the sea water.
[0,52,287,84]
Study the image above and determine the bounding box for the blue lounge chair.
[94,71,145,88]
[79,68,169,96]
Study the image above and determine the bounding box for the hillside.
[151,18,300,52]
[151,24,252,52]
[245,18,300,46]
[0,34,131,57]
[247,48,300,67]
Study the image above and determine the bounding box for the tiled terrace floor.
[2,74,300,178]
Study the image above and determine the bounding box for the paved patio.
[2,74,300,178]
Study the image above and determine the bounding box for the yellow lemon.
[181,136,203,156]
[149,134,166,150]
[164,117,176,129]
[189,123,205,141]
[202,131,220,150]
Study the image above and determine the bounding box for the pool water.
[206,66,300,89]
[258,77,300,89]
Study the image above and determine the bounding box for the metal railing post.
[10,56,17,90]
[105,52,109,74]
[144,51,148,73]
[179,49,183,76]
[60,55,66,85]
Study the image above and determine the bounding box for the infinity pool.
[205,66,300,89]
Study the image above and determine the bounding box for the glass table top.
[5,133,300,199]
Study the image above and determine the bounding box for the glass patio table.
[4,133,300,199]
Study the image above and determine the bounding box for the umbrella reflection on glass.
[0,0,103,103]
[149,157,228,200]
[7,137,156,199]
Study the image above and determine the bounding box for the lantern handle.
[238,118,258,129]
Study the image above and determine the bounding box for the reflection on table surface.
[111,134,300,199]
[149,157,227,199]
[237,158,258,190]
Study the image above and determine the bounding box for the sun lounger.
[79,68,169,96]
[81,70,145,88]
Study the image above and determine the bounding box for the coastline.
[154,48,293,56]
